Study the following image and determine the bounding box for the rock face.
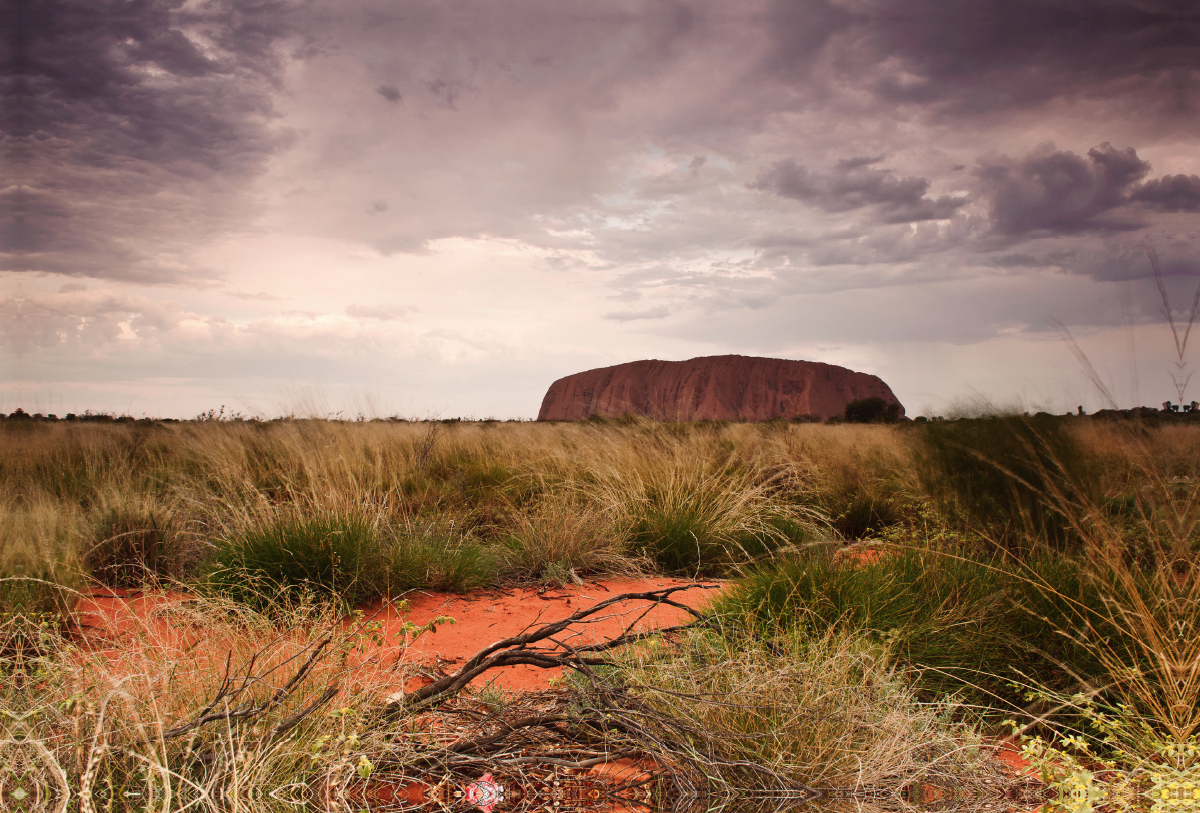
[537,355,904,422]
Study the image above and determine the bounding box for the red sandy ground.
[356,578,717,692]
[69,574,1035,781]
[70,578,720,694]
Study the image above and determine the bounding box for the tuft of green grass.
[587,453,825,576]
[200,510,500,612]
[387,517,499,593]
[199,510,392,612]
[714,544,1120,715]
[822,480,907,541]
[498,497,643,584]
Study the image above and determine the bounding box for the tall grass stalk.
[919,412,1200,751]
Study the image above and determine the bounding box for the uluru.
[537,355,904,422]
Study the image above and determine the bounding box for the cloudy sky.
[4,0,1199,419]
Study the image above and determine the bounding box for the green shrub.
[388,518,498,592]
[715,546,1119,714]
[200,511,391,612]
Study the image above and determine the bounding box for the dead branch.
[399,584,717,709]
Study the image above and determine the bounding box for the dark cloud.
[375,84,402,103]
[1130,174,1200,212]
[766,0,858,74]
[751,157,968,223]
[976,143,1151,237]
[1,0,291,281]
[990,253,1043,268]
[1076,237,1200,283]
[828,0,1199,120]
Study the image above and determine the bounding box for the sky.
[3,0,1200,419]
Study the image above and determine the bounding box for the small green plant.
[199,509,391,612]
[716,543,1118,711]
[473,675,510,710]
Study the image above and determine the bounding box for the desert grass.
[7,417,1200,813]
[1,588,416,813]
[595,620,998,792]
[967,416,1200,813]
[496,495,646,585]
[0,579,1017,813]
[0,497,83,619]
[1,417,930,597]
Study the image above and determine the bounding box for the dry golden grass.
[604,622,996,791]
[0,417,926,594]
[7,414,1200,811]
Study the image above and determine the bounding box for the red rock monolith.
[537,355,904,422]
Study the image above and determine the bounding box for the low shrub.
[498,498,642,584]
[844,397,901,423]
[199,510,391,612]
[714,545,1119,714]
[598,621,996,790]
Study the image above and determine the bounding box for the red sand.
[353,578,718,692]
[70,579,721,694]
[68,578,1036,785]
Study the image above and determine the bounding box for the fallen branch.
[398,584,717,709]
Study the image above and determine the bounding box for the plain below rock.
[537,355,904,422]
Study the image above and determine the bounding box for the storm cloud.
[1131,174,1200,212]
[837,0,1198,120]
[3,0,1198,417]
[2,0,291,281]
[751,157,969,224]
[975,143,1152,237]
